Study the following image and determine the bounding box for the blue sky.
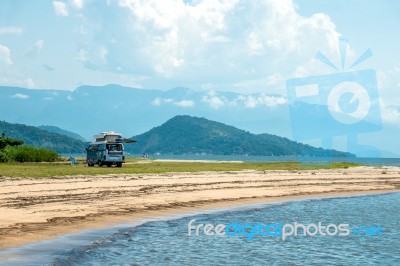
[0,0,397,90]
[0,0,399,156]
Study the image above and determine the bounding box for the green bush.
[0,150,7,162]
[0,133,24,150]
[0,145,59,162]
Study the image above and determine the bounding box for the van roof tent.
[94,131,123,142]
[92,131,137,144]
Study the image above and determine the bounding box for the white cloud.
[266,73,284,86]
[113,0,239,78]
[202,91,226,109]
[201,90,287,109]
[79,46,109,69]
[247,32,263,55]
[151,97,194,108]
[240,95,287,109]
[0,26,23,35]
[25,40,44,56]
[163,98,173,103]
[380,102,400,124]
[232,74,287,95]
[98,46,108,62]
[76,48,87,62]
[174,100,194,107]
[0,44,12,65]
[70,0,84,9]
[35,40,44,51]
[25,78,35,88]
[151,97,161,106]
[53,1,69,16]
[11,93,29,99]
[375,66,400,125]
[73,0,341,92]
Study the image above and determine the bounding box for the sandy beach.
[0,165,399,251]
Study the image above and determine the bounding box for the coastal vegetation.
[0,121,87,153]
[0,133,59,163]
[0,158,360,178]
[1,116,355,157]
[127,115,355,157]
[38,125,87,142]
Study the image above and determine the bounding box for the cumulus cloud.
[201,91,226,109]
[69,0,340,91]
[239,95,287,108]
[0,44,12,65]
[70,0,84,9]
[151,97,162,106]
[11,93,29,99]
[380,104,400,124]
[201,90,287,109]
[112,0,239,77]
[53,1,69,16]
[0,26,23,35]
[375,66,400,125]
[52,0,84,18]
[245,3,339,54]
[25,40,44,56]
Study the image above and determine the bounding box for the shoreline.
[1,190,398,263]
[0,166,399,251]
[153,159,244,163]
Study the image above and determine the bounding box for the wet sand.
[0,166,399,250]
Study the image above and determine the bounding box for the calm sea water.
[149,154,400,166]
[16,192,391,265]
[64,154,400,167]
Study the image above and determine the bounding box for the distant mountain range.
[126,115,354,157]
[0,121,87,153]
[0,84,397,157]
[0,84,289,141]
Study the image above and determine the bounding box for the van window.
[89,145,98,151]
[107,144,123,152]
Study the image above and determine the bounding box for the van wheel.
[107,164,112,167]
[98,161,103,167]
[116,163,122,168]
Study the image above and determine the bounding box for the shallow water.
[146,155,400,167]
[62,154,400,166]
[43,192,400,266]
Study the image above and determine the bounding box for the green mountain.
[126,115,355,157]
[0,121,87,153]
[38,125,87,141]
